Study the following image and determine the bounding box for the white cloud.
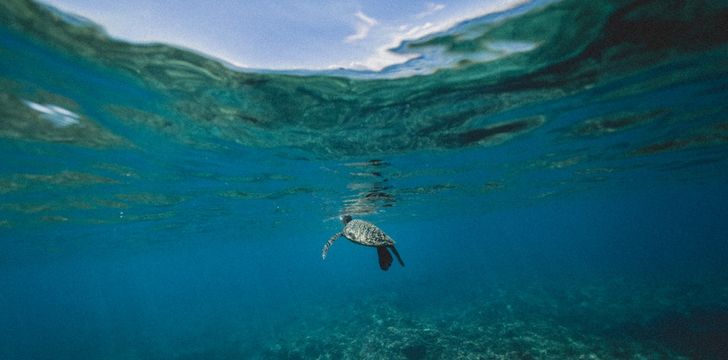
[415,3,446,19]
[339,0,529,72]
[345,11,378,43]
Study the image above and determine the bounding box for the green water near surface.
[2,0,726,155]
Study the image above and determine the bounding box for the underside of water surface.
[1,0,728,359]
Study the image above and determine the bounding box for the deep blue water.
[2,0,728,358]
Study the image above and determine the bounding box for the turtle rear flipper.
[389,245,405,267]
[377,246,393,271]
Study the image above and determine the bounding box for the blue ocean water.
[1,0,728,358]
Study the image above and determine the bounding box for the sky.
[39,0,527,71]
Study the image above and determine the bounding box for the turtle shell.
[343,219,393,247]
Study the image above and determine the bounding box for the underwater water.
[2,0,728,358]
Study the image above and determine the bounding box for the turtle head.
[340,215,353,225]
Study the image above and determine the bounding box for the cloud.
[329,0,536,77]
[338,0,529,73]
[345,11,378,43]
[415,3,446,19]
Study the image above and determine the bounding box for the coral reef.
[261,278,728,359]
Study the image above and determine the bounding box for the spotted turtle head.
[340,214,353,225]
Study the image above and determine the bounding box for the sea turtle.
[322,215,405,271]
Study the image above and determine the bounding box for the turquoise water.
[2,0,728,358]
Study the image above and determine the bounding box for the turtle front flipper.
[389,245,405,267]
[376,246,393,271]
[322,232,342,260]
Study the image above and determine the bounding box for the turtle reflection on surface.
[342,159,396,217]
